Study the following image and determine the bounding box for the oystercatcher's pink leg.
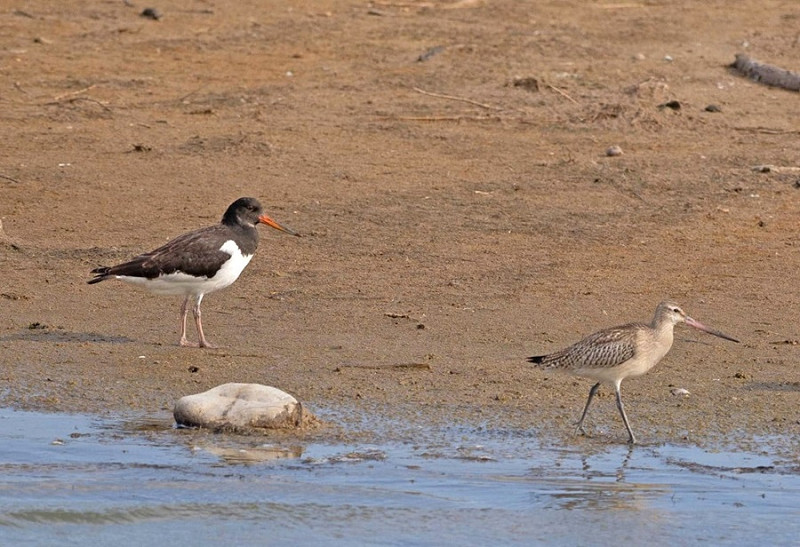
[192,295,217,348]
[178,296,198,347]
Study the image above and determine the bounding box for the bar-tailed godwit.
[528,301,739,444]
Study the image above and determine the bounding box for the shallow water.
[0,408,798,546]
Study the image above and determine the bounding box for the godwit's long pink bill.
[684,317,739,343]
[527,301,739,444]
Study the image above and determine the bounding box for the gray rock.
[174,383,313,432]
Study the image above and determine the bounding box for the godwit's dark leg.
[575,382,601,436]
[614,382,636,445]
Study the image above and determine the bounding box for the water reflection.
[199,444,304,464]
[528,445,668,512]
[0,408,798,546]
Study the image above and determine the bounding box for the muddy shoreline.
[1,1,799,452]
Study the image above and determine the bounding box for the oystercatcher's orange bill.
[259,214,300,237]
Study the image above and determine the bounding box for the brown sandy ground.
[1,0,799,452]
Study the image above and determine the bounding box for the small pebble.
[671,387,690,397]
[511,76,539,92]
[605,145,623,157]
[704,104,722,113]
[659,100,681,110]
[140,8,162,20]
[417,45,445,63]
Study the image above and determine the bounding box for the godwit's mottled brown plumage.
[528,301,739,444]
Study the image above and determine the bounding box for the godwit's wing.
[528,323,646,371]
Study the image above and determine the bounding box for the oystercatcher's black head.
[222,197,299,236]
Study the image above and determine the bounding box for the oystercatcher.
[88,197,299,348]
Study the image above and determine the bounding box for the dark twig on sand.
[731,53,800,92]
[412,86,502,111]
[0,174,22,184]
